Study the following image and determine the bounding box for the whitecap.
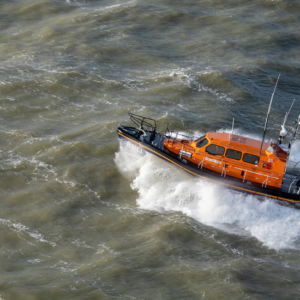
[115,147,300,250]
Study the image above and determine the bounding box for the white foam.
[0,218,56,247]
[169,68,233,102]
[115,145,300,250]
[28,259,42,264]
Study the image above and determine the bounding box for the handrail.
[162,123,287,184]
[221,163,227,177]
[168,139,282,188]
[231,166,279,180]
[243,170,247,182]
[194,150,282,178]
[179,145,184,159]
[216,141,265,156]
[167,127,289,163]
[169,135,287,177]
[262,176,269,188]
[128,113,156,132]
[216,140,289,162]
[174,139,282,180]
[288,178,298,194]
[198,157,205,169]
[188,151,281,184]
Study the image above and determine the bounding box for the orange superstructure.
[118,112,300,205]
[164,132,288,189]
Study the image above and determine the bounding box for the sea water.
[0,0,300,299]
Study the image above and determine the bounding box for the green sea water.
[0,0,300,299]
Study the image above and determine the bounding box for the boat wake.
[115,144,300,251]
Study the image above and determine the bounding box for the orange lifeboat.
[163,132,286,189]
[117,110,300,206]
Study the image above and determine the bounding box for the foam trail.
[115,145,300,250]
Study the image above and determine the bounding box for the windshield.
[195,135,206,142]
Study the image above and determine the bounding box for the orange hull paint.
[164,132,286,189]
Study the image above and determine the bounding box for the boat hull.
[117,128,300,206]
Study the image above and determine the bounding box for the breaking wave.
[115,142,300,250]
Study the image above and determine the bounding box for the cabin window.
[197,138,209,148]
[243,153,260,165]
[225,149,242,160]
[206,144,225,156]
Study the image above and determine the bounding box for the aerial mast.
[228,117,234,145]
[259,74,280,155]
[277,98,295,145]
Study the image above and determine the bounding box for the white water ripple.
[0,218,56,247]
[115,146,300,250]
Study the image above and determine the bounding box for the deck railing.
[177,142,281,188]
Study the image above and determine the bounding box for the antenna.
[259,74,280,155]
[228,117,234,145]
[278,98,295,145]
[285,99,295,125]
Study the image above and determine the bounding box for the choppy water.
[1,0,300,299]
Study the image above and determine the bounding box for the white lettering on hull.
[125,140,145,155]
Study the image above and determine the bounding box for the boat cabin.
[164,132,289,189]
